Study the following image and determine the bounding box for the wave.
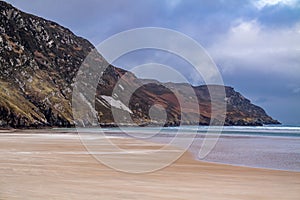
[55,125,300,138]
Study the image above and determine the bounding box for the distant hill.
[0,1,280,128]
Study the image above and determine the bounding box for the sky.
[5,0,300,125]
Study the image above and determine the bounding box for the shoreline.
[0,131,299,199]
[1,128,300,172]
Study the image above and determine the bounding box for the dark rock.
[0,1,280,128]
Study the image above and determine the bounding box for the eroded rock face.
[0,1,279,128]
[0,1,93,127]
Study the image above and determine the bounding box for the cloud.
[209,20,300,78]
[253,0,299,9]
[207,18,300,123]
[6,0,255,45]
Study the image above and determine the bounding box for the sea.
[56,125,300,172]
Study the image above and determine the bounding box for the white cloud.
[253,0,298,9]
[209,20,300,77]
[167,0,182,9]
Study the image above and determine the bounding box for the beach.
[0,130,300,200]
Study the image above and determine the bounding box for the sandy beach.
[0,131,299,200]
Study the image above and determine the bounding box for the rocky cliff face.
[0,1,93,127]
[0,1,279,128]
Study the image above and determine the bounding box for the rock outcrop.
[0,1,280,128]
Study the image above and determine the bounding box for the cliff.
[0,1,280,128]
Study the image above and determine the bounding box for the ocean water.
[57,125,300,171]
[73,125,300,137]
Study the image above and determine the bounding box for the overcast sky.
[5,0,300,125]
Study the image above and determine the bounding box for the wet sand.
[0,131,299,199]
